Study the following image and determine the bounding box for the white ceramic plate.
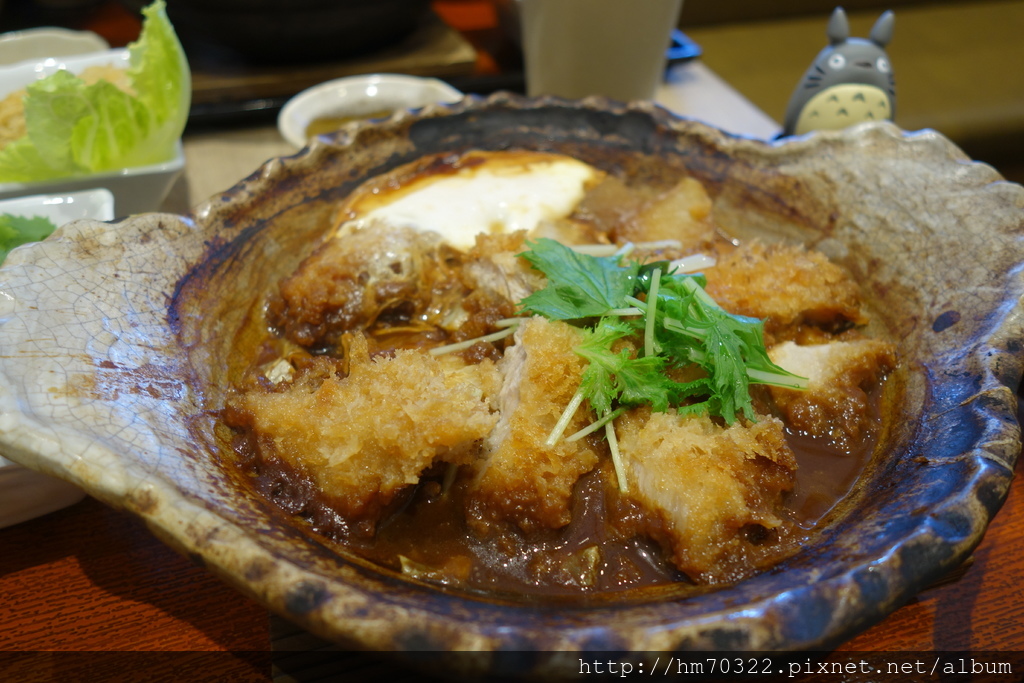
[0,49,184,216]
[0,188,115,528]
[277,73,463,148]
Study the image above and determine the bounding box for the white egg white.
[333,151,601,249]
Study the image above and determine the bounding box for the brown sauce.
[786,431,874,529]
[229,402,881,600]
[304,110,392,139]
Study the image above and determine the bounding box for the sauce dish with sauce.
[276,73,463,148]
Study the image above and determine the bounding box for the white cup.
[520,0,684,102]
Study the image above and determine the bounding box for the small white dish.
[0,49,184,215]
[0,463,87,528]
[0,188,115,528]
[0,187,115,226]
[0,27,109,65]
[277,73,463,148]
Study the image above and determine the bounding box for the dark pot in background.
[120,0,432,66]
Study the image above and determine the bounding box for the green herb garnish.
[0,213,59,262]
[517,238,806,489]
[518,240,641,320]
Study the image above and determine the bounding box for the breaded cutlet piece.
[469,317,601,534]
[615,408,798,584]
[231,334,500,521]
[703,242,867,342]
[768,338,897,451]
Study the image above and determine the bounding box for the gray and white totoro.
[782,7,896,136]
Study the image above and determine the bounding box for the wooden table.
[2,56,1022,682]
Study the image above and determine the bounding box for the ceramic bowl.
[277,73,463,148]
[0,94,1021,673]
[0,49,184,216]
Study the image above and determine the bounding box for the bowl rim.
[0,46,128,90]
[1,93,1021,666]
[0,48,185,206]
[0,27,110,66]
[0,187,114,219]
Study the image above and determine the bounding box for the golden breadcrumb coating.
[615,409,797,584]
[232,334,499,520]
[704,242,867,342]
[460,230,546,306]
[469,317,601,533]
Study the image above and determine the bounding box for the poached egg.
[331,150,602,249]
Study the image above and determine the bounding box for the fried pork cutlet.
[704,242,868,343]
[228,334,500,522]
[267,223,463,349]
[468,317,601,534]
[614,409,798,584]
[227,149,900,593]
[768,338,897,452]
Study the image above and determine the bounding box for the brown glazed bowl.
[0,94,1021,674]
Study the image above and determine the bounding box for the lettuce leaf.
[0,0,190,183]
[0,213,59,262]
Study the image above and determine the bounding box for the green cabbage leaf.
[0,0,190,183]
[0,213,59,262]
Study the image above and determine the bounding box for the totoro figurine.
[782,7,896,136]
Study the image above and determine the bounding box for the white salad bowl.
[0,48,184,216]
[0,27,109,65]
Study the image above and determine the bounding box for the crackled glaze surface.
[0,94,1021,670]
